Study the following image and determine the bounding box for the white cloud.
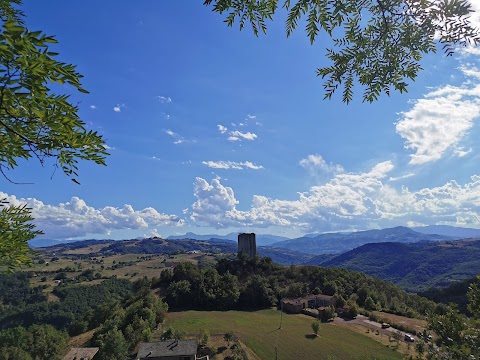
[90,105,96,110]
[299,154,344,176]
[217,124,228,134]
[388,173,415,182]
[0,192,184,239]
[246,114,256,119]
[113,104,125,112]
[146,229,162,238]
[227,130,257,141]
[202,160,264,170]
[163,113,171,120]
[103,144,115,150]
[190,177,239,227]
[157,96,172,103]
[164,129,191,145]
[396,68,480,165]
[188,161,480,232]
[453,146,473,158]
[150,156,161,161]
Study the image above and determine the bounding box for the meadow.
[164,309,404,360]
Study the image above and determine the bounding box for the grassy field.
[164,309,404,360]
[372,311,427,334]
[27,252,214,291]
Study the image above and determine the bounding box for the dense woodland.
[0,274,167,360]
[159,253,439,317]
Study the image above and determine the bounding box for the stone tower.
[237,233,256,258]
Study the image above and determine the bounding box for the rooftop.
[63,347,99,360]
[137,340,197,358]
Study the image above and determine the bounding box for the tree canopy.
[0,0,107,270]
[204,0,480,103]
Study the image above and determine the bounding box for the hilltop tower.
[237,233,256,258]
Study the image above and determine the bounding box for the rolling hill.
[316,239,480,292]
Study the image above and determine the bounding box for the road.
[333,314,414,341]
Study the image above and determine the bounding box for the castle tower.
[237,233,256,258]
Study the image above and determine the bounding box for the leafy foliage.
[0,324,68,360]
[0,200,42,270]
[0,277,133,333]
[311,319,320,336]
[205,0,480,103]
[162,254,438,318]
[0,0,107,271]
[424,276,480,357]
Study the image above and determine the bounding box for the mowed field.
[165,309,403,360]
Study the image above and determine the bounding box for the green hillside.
[165,309,404,360]
[320,240,480,292]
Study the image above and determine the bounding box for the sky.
[2,1,480,240]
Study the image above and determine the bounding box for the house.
[281,294,337,314]
[63,347,99,360]
[136,340,198,360]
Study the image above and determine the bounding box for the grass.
[164,309,403,360]
[371,311,426,334]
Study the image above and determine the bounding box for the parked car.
[381,323,390,329]
[404,334,415,342]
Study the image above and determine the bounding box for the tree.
[224,331,235,347]
[94,326,129,360]
[0,0,107,271]
[205,0,480,103]
[311,319,320,337]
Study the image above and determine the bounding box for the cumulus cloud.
[190,177,239,227]
[227,131,257,142]
[396,65,480,165]
[202,160,264,170]
[189,161,480,232]
[90,105,96,110]
[299,154,344,176]
[0,192,184,239]
[217,124,228,134]
[157,96,172,103]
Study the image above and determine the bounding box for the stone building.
[237,233,256,258]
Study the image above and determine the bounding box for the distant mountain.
[411,225,480,239]
[28,239,67,248]
[320,240,480,292]
[270,226,453,255]
[167,232,290,246]
[28,238,112,248]
[35,237,311,266]
[257,247,313,265]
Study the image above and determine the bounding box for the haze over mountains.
[268,226,453,254]
[30,225,479,251]
[166,232,289,246]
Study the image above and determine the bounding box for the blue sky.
[2,1,480,240]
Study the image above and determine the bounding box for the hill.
[35,237,312,266]
[318,240,480,292]
[412,225,480,239]
[270,226,452,255]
